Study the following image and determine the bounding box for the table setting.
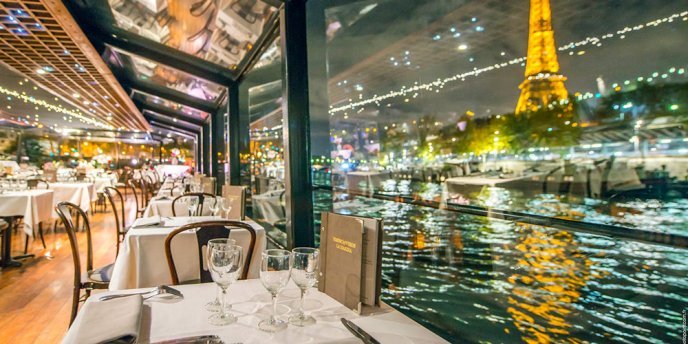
[65,243,446,344]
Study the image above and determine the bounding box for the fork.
[99,285,182,301]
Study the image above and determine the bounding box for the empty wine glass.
[258,249,292,332]
[206,238,236,312]
[208,243,242,326]
[187,197,199,216]
[289,248,320,326]
[221,197,232,218]
[208,198,220,217]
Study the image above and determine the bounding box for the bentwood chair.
[128,179,146,218]
[164,220,256,285]
[55,202,113,325]
[104,187,129,256]
[171,192,217,216]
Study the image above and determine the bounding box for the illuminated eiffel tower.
[515,0,569,114]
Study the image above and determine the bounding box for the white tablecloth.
[155,165,191,178]
[93,175,118,193]
[143,197,216,218]
[75,281,447,343]
[110,216,266,290]
[50,182,95,214]
[0,190,54,236]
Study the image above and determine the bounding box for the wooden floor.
[0,197,138,344]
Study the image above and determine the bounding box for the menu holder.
[319,212,383,314]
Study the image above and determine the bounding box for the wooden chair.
[55,202,112,325]
[164,220,256,285]
[27,178,49,189]
[171,192,217,216]
[128,179,146,218]
[104,187,129,256]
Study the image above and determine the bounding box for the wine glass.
[208,242,243,326]
[221,197,232,218]
[258,249,292,332]
[206,238,236,312]
[187,197,199,216]
[208,198,220,217]
[289,248,320,326]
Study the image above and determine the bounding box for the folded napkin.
[62,295,143,344]
[132,215,163,228]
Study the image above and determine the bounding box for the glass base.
[258,318,288,332]
[205,299,232,312]
[209,312,237,326]
[289,314,316,327]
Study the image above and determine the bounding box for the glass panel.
[109,49,225,102]
[307,0,688,342]
[242,36,286,248]
[106,0,277,68]
[132,91,210,121]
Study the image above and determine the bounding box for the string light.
[330,10,687,115]
[0,86,114,129]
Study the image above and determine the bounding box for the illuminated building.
[515,0,569,114]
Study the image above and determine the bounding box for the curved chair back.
[128,179,145,216]
[171,192,217,216]
[104,186,127,256]
[164,220,257,284]
[55,202,92,324]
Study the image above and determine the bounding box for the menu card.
[319,212,383,313]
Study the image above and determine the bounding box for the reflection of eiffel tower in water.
[515,0,569,114]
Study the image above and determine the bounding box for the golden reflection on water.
[506,225,593,343]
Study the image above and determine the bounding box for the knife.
[341,318,381,344]
[151,335,223,343]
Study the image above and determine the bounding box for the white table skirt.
[50,182,95,215]
[74,281,447,343]
[0,190,54,236]
[143,197,215,218]
[93,176,117,193]
[110,216,266,291]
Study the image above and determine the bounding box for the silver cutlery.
[341,318,380,344]
[151,335,223,343]
[99,285,183,301]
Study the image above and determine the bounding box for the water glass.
[208,198,220,216]
[206,238,236,312]
[258,249,292,332]
[289,248,320,326]
[208,242,243,326]
[221,197,232,218]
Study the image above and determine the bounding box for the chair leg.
[24,233,29,254]
[69,288,80,326]
[39,222,46,249]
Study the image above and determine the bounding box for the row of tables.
[66,177,447,343]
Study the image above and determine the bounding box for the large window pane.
[307,0,688,342]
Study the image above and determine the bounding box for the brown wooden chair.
[171,192,217,217]
[163,220,256,285]
[104,187,129,256]
[128,179,146,218]
[55,202,112,325]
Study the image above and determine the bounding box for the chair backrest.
[221,184,246,220]
[104,186,126,234]
[27,178,49,189]
[164,220,257,284]
[55,202,93,291]
[128,179,144,213]
[171,192,217,216]
[201,176,216,194]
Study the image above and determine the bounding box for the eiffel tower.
[515,0,569,114]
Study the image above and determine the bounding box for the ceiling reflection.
[132,91,210,121]
[106,0,276,69]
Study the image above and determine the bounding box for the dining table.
[49,182,95,215]
[67,280,448,343]
[109,216,266,290]
[142,196,216,218]
[0,189,54,267]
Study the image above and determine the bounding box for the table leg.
[0,217,35,268]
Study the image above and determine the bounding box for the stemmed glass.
[206,238,236,312]
[187,197,199,216]
[221,197,232,218]
[258,249,292,332]
[208,198,221,217]
[289,248,320,326]
[208,242,243,326]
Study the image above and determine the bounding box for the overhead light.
[458,44,468,51]
[36,69,46,74]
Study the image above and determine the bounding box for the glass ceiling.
[108,48,225,102]
[132,91,210,121]
[106,0,277,69]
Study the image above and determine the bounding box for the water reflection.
[328,193,688,342]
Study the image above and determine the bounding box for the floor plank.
[0,196,138,344]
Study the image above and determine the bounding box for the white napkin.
[132,215,162,228]
[62,295,143,344]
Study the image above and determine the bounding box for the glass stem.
[219,287,227,318]
[271,292,278,324]
[299,288,306,318]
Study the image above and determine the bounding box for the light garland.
[0,86,114,130]
[329,10,688,115]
